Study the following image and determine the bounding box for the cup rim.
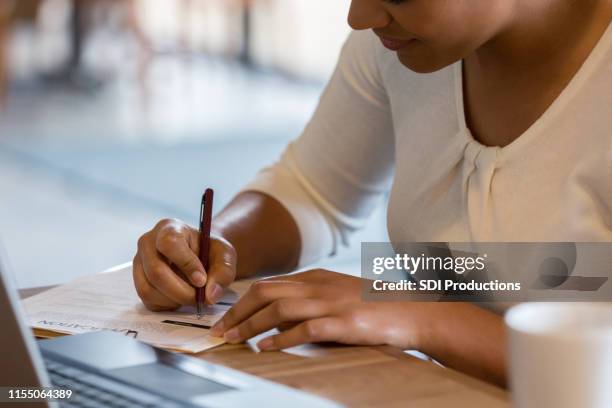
[505,302,612,338]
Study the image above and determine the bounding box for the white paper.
[23,266,236,353]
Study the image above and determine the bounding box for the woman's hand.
[133,218,237,311]
[210,270,424,351]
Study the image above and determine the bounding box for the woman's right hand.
[133,218,237,311]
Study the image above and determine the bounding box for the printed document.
[23,266,239,353]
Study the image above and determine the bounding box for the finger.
[277,322,297,332]
[256,317,346,351]
[139,235,197,305]
[223,298,330,344]
[210,280,313,335]
[155,225,206,287]
[133,255,181,311]
[205,239,237,305]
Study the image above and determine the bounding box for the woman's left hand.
[210,269,423,351]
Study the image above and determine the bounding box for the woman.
[133,0,612,386]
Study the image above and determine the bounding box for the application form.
[23,266,239,353]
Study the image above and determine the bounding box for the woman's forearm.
[212,191,301,279]
[414,302,507,387]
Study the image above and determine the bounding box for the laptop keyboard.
[44,358,191,408]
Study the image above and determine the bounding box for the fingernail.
[191,271,205,287]
[257,337,275,351]
[210,320,224,336]
[224,328,240,343]
[210,283,223,303]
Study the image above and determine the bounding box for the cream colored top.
[242,24,612,267]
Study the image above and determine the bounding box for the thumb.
[155,227,206,287]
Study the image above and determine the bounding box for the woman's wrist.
[211,225,260,279]
[389,301,507,386]
[377,301,434,351]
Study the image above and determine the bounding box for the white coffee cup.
[506,303,612,408]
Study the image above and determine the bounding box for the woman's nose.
[348,0,391,30]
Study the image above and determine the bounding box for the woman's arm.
[211,271,508,387]
[410,302,507,387]
[213,191,301,279]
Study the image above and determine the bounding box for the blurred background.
[0,0,387,288]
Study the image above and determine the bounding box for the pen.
[197,188,214,319]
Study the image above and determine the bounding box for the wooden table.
[20,286,510,408]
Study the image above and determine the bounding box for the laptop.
[0,244,341,408]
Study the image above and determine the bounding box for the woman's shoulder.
[342,29,403,71]
[340,30,457,91]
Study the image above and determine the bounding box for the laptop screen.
[109,362,235,399]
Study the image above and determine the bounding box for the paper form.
[23,265,238,353]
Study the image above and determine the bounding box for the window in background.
[136,0,351,80]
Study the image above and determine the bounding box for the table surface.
[20,286,510,408]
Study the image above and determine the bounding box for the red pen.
[197,188,214,319]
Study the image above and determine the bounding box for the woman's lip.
[378,36,416,51]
